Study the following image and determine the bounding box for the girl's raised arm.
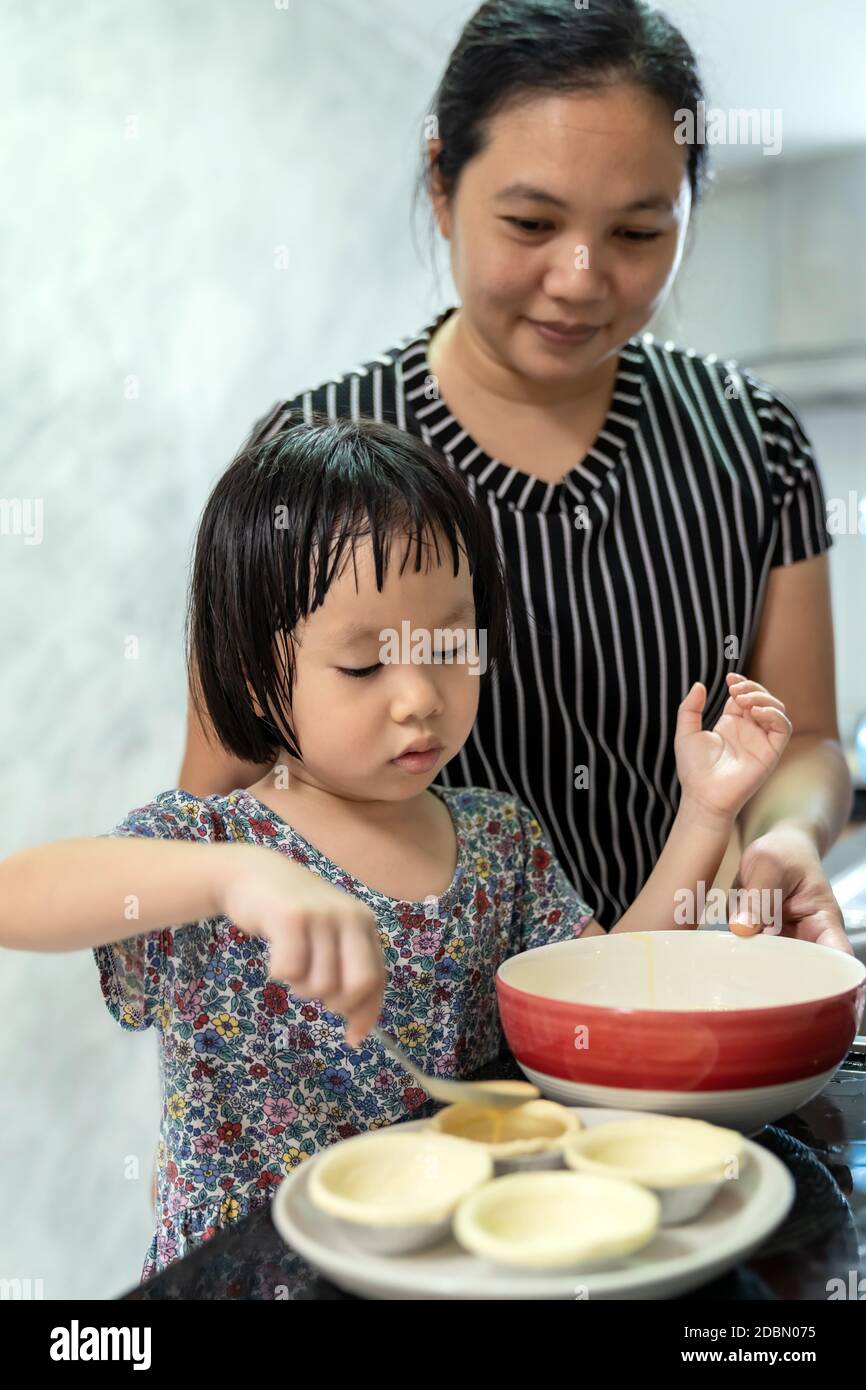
[612,678,792,934]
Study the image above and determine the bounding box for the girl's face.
[271,530,482,805]
[430,83,692,387]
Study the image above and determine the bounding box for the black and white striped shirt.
[243,305,832,930]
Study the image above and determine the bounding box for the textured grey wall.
[0,0,467,1299]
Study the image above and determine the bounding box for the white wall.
[0,0,469,1300]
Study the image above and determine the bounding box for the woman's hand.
[218,844,386,1045]
[675,675,792,826]
[730,823,854,955]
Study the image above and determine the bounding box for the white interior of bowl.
[499,931,865,1011]
[310,1131,491,1225]
[564,1118,743,1185]
[454,1171,659,1266]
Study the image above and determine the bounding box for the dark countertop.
[121,1041,866,1302]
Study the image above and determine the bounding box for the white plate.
[271,1110,795,1300]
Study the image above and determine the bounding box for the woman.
[179,0,852,951]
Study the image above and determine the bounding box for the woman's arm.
[735,554,852,857]
[725,555,854,953]
[178,656,274,797]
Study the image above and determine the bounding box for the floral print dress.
[93,784,594,1284]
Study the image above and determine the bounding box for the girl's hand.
[675,675,792,826]
[219,845,386,1046]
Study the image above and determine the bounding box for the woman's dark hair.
[412,0,709,268]
[186,414,512,766]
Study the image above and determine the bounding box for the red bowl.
[496,932,866,1131]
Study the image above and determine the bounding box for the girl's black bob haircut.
[186,412,512,767]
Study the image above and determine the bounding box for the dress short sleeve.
[750,381,833,568]
[92,792,210,1032]
[510,798,595,952]
[237,399,292,453]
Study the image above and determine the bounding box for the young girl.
[0,416,792,1284]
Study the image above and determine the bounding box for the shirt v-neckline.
[397,305,649,513]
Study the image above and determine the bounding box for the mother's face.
[429,84,692,382]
